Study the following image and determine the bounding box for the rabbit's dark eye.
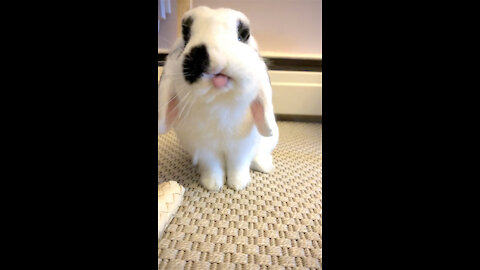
[182,16,193,46]
[237,20,250,43]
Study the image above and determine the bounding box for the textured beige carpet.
[158,121,322,269]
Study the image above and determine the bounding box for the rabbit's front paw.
[227,170,251,191]
[251,154,275,174]
[199,172,224,191]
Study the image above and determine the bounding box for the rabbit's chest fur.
[174,92,259,156]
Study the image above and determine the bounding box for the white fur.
[159,6,279,191]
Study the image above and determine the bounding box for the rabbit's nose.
[206,46,226,75]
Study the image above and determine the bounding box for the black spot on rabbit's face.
[237,20,250,43]
[182,16,193,46]
[183,44,209,84]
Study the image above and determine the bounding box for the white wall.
[158,0,179,51]
[192,0,322,58]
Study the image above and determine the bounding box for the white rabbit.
[158,6,279,191]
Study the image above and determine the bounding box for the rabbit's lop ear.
[158,73,178,134]
[250,76,276,137]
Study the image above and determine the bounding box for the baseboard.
[268,70,322,117]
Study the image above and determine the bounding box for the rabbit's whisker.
[172,91,193,128]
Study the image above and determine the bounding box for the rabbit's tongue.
[212,74,229,88]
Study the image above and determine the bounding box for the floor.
[158,121,322,269]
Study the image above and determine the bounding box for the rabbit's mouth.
[211,73,230,88]
[202,72,232,90]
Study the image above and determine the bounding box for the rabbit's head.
[159,6,275,136]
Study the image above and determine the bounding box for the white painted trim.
[268,70,322,116]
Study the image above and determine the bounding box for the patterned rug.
[158,121,322,269]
